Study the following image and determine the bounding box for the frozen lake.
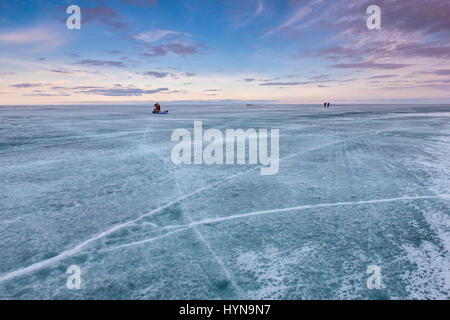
[0,104,449,299]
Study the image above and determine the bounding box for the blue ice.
[0,104,449,299]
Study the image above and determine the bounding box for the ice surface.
[0,104,449,299]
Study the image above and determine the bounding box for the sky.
[0,0,449,105]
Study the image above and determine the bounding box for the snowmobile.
[152,102,168,114]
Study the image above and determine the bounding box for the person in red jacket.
[153,102,161,113]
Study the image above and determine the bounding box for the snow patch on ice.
[236,244,317,299]
[401,241,450,299]
[401,136,450,299]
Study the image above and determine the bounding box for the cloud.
[75,59,126,68]
[370,0,450,36]
[47,69,73,74]
[0,26,64,50]
[394,42,450,59]
[316,46,363,59]
[331,62,409,70]
[260,81,311,86]
[316,41,450,63]
[305,0,450,73]
[367,75,397,80]
[120,0,157,7]
[52,86,104,91]
[259,77,354,86]
[329,0,450,37]
[418,79,450,84]
[255,1,264,16]
[141,41,198,57]
[10,83,44,88]
[280,6,313,29]
[142,71,170,78]
[80,87,169,96]
[431,69,450,76]
[314,40,399,61]
[140,70,195,78]
[224,0,266,28]
[378,78,450,91]
[83,6,128,31]
[265,0,322,36]
[0,26,57,44]
[164,41,199,55]
[23,93,70,97]
[309,74,330,80]
[141,46,166,57]
[134,29,189,43]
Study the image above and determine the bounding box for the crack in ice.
[174,179,236,281]
[102,194,449,252]
[0,137,372,284]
